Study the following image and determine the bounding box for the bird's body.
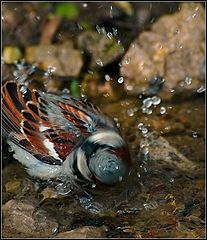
[2,81,131,186]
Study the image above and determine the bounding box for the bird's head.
[75,130,131,186]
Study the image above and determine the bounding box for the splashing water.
[160,106,166,114]
[141,96,161,115]
[118,77,124,84]
[96,58,104,66]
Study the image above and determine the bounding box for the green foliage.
[79,21,91,30]
[70,80,80,98]
[55,3,80,19]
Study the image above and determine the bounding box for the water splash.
[96,58,104,66]
[197,85,205,93]
[142,96,161,115]
[160,106,166,114]
[105,74,111,81]
[117,76,124,84]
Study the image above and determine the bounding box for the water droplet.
[62,88,70,94]
[138,123,144,130]
[83,3,88,7]
[107,32,113,39]
[47,65,56,74]
[36,15,41,21]
[118,77,124,84]
[142,108,152,115]
[105,74,111,81]
[192,131,198,138]
[92,183,96,188]
[112,28,118,35]
[143,97,153,108]
[101,27,106,35]
[160,106,166,114]
[79,194,93,204]
[143,201,158,210]
[152,96,161,105]
[20,85,28,94]
[137,172,141,178]
[142,147,149,155]
[184,76,192,85]
[126,84,133,91]
[103,93,109,98]
[96,58,103,66]
[125,57,130,65]
[169,177,174,183]
[116,122,120,128]
[96,25,101,34]
[127,109,134,117]
[197,85,205,93]
[52,227,58,234]
[142,127,148,135]
[119,176,123,182]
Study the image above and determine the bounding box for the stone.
[25,41,83,77]
[3,199,58,237]
[56,226,106,238]
[120,3,205,99]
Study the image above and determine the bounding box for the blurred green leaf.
[79,21,91,30]
[55,3,80,19]
[40,2,50,8]
[70,80,80,97]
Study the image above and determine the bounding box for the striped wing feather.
[2,81,115,164]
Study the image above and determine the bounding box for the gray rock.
[143,132,198,172]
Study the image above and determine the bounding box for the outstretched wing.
[2,81,116,164]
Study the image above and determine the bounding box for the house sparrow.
[2,81,131,186]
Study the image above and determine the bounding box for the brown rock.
[3,199,58,237]
[5,180,21,194]
[25,41,83,77]
[120,3,205,98]
[56,226,106,238]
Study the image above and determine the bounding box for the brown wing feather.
[2,81,77,162]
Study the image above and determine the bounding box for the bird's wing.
[2,81,116,164]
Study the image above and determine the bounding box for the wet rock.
[144,132,198,172]
[77,30,124,69]
[40,187,59,202]
[25,41,83,77]
[120,3,205,98]
[56,226,106,238]
[5,180,21,194]
[3,199,58,238]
